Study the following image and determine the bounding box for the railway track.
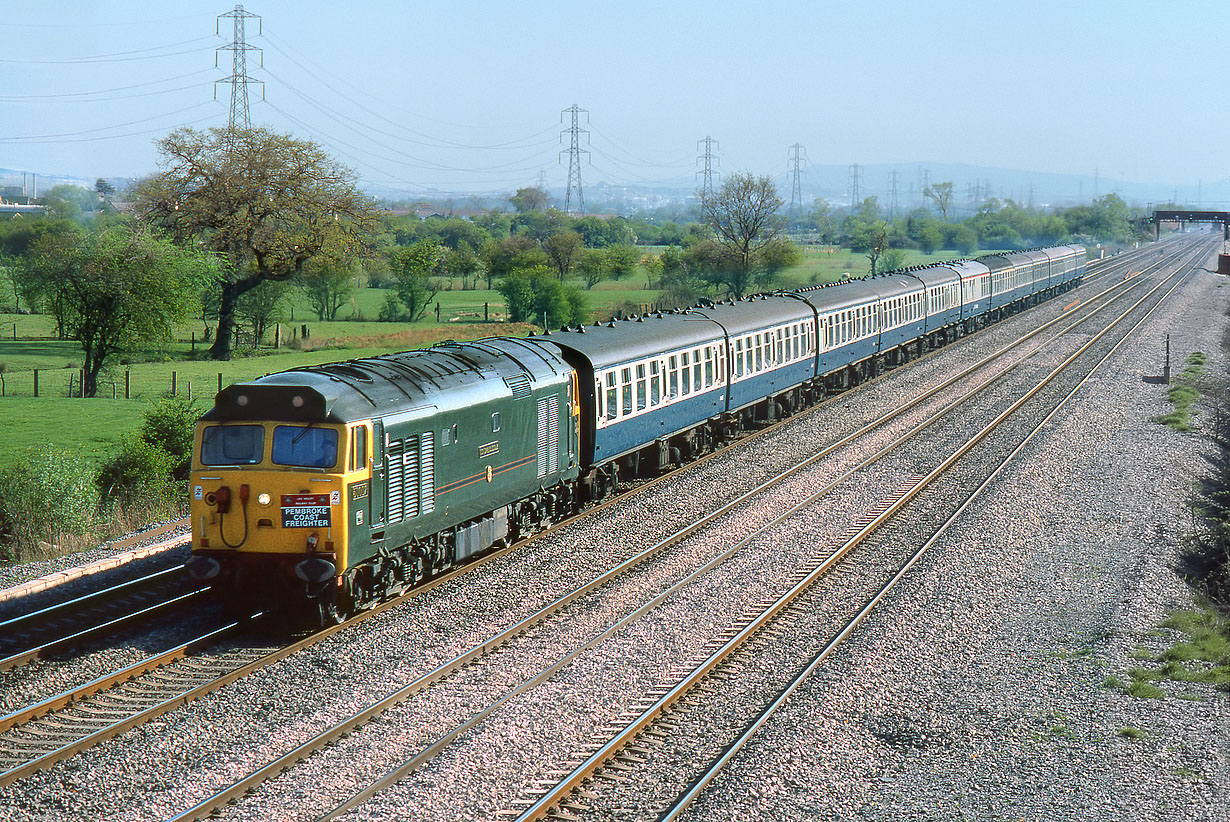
[0,567,206,672]
[143,239,1210,820]
[508,242,1214,822]
[0,237,1201,809]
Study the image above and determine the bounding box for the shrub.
[139,395,200,478]
[96,435,177,505]
[0,448,98,556]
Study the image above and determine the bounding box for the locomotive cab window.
[272,426,338,469]
[201,424,265,466]
[491,411,501,433]
[349,425,368,472]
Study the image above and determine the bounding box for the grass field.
[0,244,993,463]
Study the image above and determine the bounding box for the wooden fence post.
[79,369,84,397]
[33,369,38,398]
[218,372,223,393]
[125,370,130,399]
[171,371,177,397]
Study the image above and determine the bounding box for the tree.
[604,244,641,280]
[863,222,889,275]
[879,247,907,273]
[443,241,481,288]
[134,127,382,360]
[576,248,609,289]
[544,231,584,280]
[509,186,549,213]
[236,279,290,346]
[696,172,792,298]
[299,249,356,321]
[758,237,803,286]
[28,224,213,396]
[496,265,587,329]
[479,235,547,287]
[42,185,92,221]
[923,182,954,220]
[387,240,444,322]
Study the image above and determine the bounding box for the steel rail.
[514,244,1211,822]
[656,235,1210,821]
[169,242,1206,821]
[0,585,210,672]
[3,241,1196,805]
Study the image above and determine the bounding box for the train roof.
[787,272,921,313]
[203,337,569,424]
[532,311,726,370]
[689,294,816,335]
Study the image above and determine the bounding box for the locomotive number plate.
[281,494,331,528]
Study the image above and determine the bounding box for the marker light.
[257,493,272,506]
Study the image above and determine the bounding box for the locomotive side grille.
[547,397,559,474]
[420,431,435,514]
[386,439,405,523]
[403,437,420,520]
[537,397,549,478]
[537,395,559,478]
[386,435,422,523]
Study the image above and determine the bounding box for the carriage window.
[650,361,661,405]
[734,339,744,377]
[201,425,264,466]
[668,355,679,398]
[272,426,338,469]
[692,349,702,388]
[605,372,617,421]
[621,367,633,417]
[636,363,647,411]
[704,348,714,386]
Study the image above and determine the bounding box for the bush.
[97,435,177,505]
[139,395,199,478]
[0,448,98,555]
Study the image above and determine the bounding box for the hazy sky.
[0,0,1223,196]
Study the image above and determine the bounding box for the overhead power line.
[0,36,217,64]
[0,69,216,102]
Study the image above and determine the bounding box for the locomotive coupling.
[295,556,336,585]
[185,555,222,582]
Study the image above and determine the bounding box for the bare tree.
[923,181,954,220]
[697,172,791,298]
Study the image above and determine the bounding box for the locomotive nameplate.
[281,494,331,528]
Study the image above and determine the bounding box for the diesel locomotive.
[185,244,1086,623]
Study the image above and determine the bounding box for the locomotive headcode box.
[281,494,331,528]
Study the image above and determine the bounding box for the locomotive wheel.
[316,598,345,626]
